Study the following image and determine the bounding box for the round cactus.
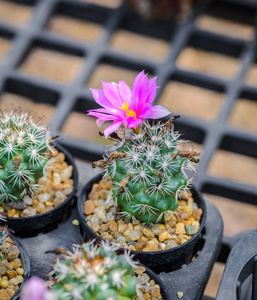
[0,110,55,203]
[93,117,200,223]
[50,242,139,300]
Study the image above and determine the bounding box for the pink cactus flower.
[88,70,170,137]
[20,276,54,300]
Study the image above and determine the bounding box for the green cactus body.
[51,242,138,300]
[105,120,198,223]
[0,111,54,202]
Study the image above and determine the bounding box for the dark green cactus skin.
[106,121,195,223]
[51,243,138,300]
[0,111,53,202]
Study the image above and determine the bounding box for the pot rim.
[78,172,207,256]
[5,142,78,221]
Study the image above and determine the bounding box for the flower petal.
[144,76,158,105]
[20,277,48,300]
[89,108,124,118]
[127,118,143,128]
[141,105,170,119]
[91,89,114,108]
[88,111,118,121]
[102,81,123,107]
[118,80,132,104]
[104,121,124,137]
[132,70,149,113]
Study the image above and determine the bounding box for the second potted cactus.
[0,109,78,236]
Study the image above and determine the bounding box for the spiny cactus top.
[0,110,54,203]
[88,71,200,223]
[49,242,139,300]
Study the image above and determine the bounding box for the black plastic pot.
[78,173,207,272]
[4,232,31,300]
[5,143,78,237]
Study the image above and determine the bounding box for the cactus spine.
[0,110,54,203]
[94,117,200,223]
[50,242,138,300]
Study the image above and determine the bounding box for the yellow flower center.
[119,102,137,119]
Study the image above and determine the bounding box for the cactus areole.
[0,110,55,203]
[88,71,200,223]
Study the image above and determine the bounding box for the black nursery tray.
[0,0,257,298]
[16,162,223,300]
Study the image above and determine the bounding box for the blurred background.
[0,0,257,298]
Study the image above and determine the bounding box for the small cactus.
[0,110,55,203]
[88,71,200,224]
[94,118,200,223]
[49,242,139,300]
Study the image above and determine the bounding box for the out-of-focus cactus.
[0,110,55,203]
[49,242,138,300]
[125,0,207,21]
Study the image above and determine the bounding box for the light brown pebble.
[165,215,177,229]
[127,245,136,251]
[14,259,21,267]
[10,262,18,270]
[0,288,14,300]
[158,231,172,242]
[22,207,37,217]
[152,224,165,235]
[6,270,16,279]
[118,223,128,234]
[99,224,109,234]
[128,230,141,241]
[188,216,196,225]
[108,220,118,232]
[36,203,46,213]
[7,209,16,218]
[135,240,147,251]
[193,208,202,221]
[91,222,100,232]
[32,200,39,209]
[72,219,79,226]
[152,285,161,298]
[60,166,73,181]
[142,227,155,238]
[192,221,200,232]
[16,268,24,275]
[16,275,23,284]
[56,153,65,164]
[45,201,54,207]
[7,246,20,261]
[38,193,50,203]
[175,223,186,235]
[178,200,187,207]
[143,244,158,252]
[177,210,189,220]
[165,240,179,250]
[143,293,150,300]
[9,278,18,286]
[134,265,146,276]
[0,263,6,275]
[177,291,184,298]
[84,200,95,215]
[0,279,9,288]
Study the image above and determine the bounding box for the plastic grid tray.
[0,0,257,298]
